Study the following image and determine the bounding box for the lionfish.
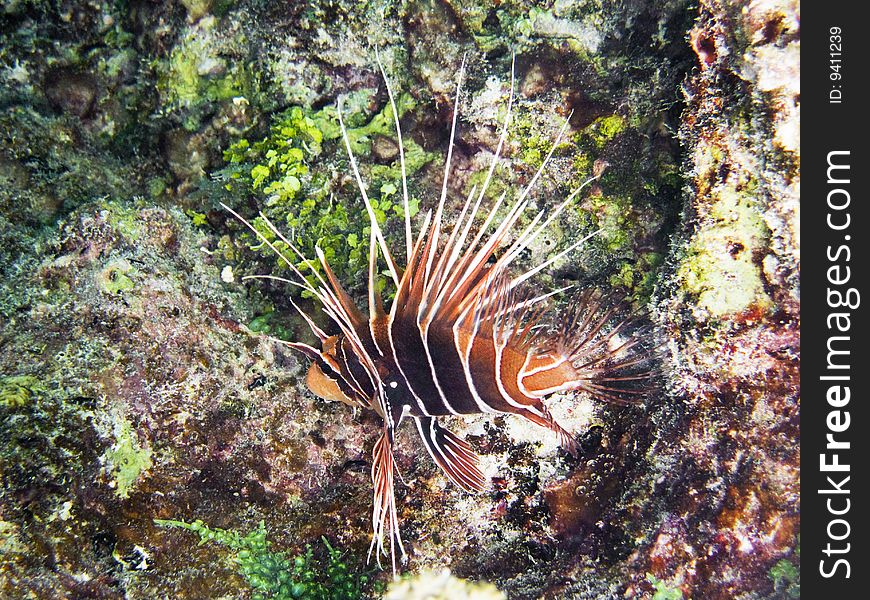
[224,56,650,573]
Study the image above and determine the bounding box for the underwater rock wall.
[1,0,798,598]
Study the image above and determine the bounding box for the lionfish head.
[302,331,414,430]
[303,336,356,406]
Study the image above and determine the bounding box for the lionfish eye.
[383,377,403,400]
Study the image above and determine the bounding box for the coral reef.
[0,0,797,598]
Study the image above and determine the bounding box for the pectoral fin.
[414,417,488,492]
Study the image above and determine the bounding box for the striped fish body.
[226,55,650,574]
[311,313,557,418]
[304,281,639,445]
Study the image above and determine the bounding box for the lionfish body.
[225,57,648,572]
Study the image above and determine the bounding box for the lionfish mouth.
[223,53,654,576]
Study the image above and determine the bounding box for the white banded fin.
[414,417,488,492]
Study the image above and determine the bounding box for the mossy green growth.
[461,101,575,207]
[155,519,373,600]
[769,559,799,598]
[583,194,634,253]
[186,210,209,227]
[104,412,152,498]
[180,0,214,21]
[305,91,432,171]
[646,574,683,600]
[506,4,604,60]
[248,309,295,341]
[101,199,147,239]
[0,375,42,409]
[589,114,626,148]
[676,184,772,318]
[567,110,676,302]
[512,113,573,170]
[98,259,136,295]
[156,17,259,127]
[219,96,432,294]
[609,251,663,300]
[769,538,799,598]
[570,113,629,181]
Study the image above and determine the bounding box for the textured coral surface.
[1,1,798,598]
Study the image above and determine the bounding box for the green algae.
[647,574,683,600]
[219,95,431,293]
[769,536,800,598]
[180,0,215,21]
[609,251,664,298]
[676,184,772,318]
[458,1,605,59]
[308,90,420,159]
[186,209,209,227]
[0,106,136,223]
[247,310,295,342]
[770,558,801,598]
[156,15,261,128]
[583,194,634,252]
[104,411,152,498]
[155,519,373,600]
[452,99,670,304]
[0,375,42,409]
[98,258,137,295]
[585,114,627,149]
[769,559,799,598]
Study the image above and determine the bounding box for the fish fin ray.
[414,417,488,492]
[518,405,579,457]
[368,426,406,576]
